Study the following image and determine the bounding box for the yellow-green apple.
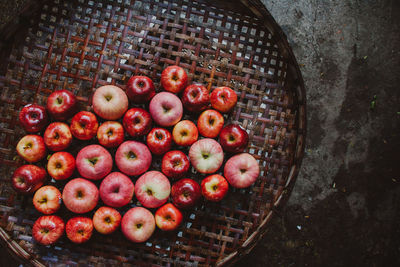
[161,150,190,179]
[115,141,152,176]
[201,174,229,202]
[19,104,48,133]
[97,121,124,148]
[197,109,224,138]
[92,85,128,120]
[76,144,113,180]
[43,122,72,151]
[155,203,183,231]
[33,185,61,214]
[181,84,210,113]
[126,75,155,103]
[70,111,99,140]
[47,152,75,180]
[16,135,46,163]
[11,165,46,194]
[172,120,198,146]
[224,153,260,188]
[93,206,121,235]
[99,172,134,208]
[171,178,201,209]
[32,215,65,245]
[161,65,188,93]
[188,138,224,174]
[146,128,172,155]
[210,86,237,113]
[219,124,249,153]
[135,171,171,208]
[66,217,93,244]
[149,92,183,127]
[121,207,155,243]
[123,108,152,138]
[62,178,99,214]
[46,90,77,121]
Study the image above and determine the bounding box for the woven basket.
[0,0,306,266]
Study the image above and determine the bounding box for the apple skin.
[201,174,229,202]
[97,121,124,148]
[70,111,99,140]
[161,150,190,180]
[149,92,183,127]
[19,104,48,133]
[161,65,188,94]
[123,108,152,138]
[66,217,93,244]
[62,178,99,214]
[155,203,183,231]
[172,120,198,146]
[181,84,210,113]
[47,152,76,180]
[135,171,171,209]
[121,207,155,243]
[92,85,129,120]
[224,153,260,188]
[32,215,65,245]
[146,128,172,155]
[46,90,77,121]
[16,135,46,163]
[197,109,224,138]
[76,144,113,180]
[126,75,156,103]
[43,122,72,152]
[188,138,224,174]
[210,86,237,113]
[93,206,121,235]
[219,124,249,153]
[11,165,47,194]
[33,185,62,214]
[99,172,134,208]
[171,178,201,209]
[115,141,152,176]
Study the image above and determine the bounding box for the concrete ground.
[1,0,399,266]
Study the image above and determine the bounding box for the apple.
[32,215,65,245]
[146,128,172,155]
[99,172,134,208]
[121,207,155,243]
[210,86,237,113]
[97,121,124,148]
[201,174,229,202]
[181,84,210,113]
[66,217,93,244]
[19,104,48,133]
[224,153,260,188]
[126,75,155,103]
[115,141,152,176]
[93,206,121,235]
[135,171,171,208]
[33,185,62,214]
[70,111,99,140]
[11,165,46,194]
[188,138,224,174]
[161,150,190,179]
[172,120,198,146]
[149,92,183,127]
[76,144,113,180]
[219,124,249,153]
[92,85,129,120]
[161,65,188,93]
[16,135,46,163]
[171,178,201,209]
[62,178,99,214]
[47,152,75,180]
[197,109,224,138]
[47,90,77,120]
[43,122,72,151]
[155,203,183,231]
[123,108,152,138]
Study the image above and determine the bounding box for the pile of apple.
[12,66,260,246]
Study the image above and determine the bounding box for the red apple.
[11,165,46,194]
[224,153,260,188]
[121,207,155,243]
[219,124,249,153]
[172,120,198,146]
[146,128,172,155]
[76,144,113,180]
[171,178,201,209]
[99,172,134,208]
[149,92,183,127]
[181,84,210,113]
[115,141,152,176]
[16,135,46,163]
[123,108,152,138]
[135,171,171,208]
[210,86,237,113]
[155,203,183,231]
[197,109,224,138]
[188,138,224,174]
[161,150,190,180]
[47,152,75,180]
[201,174,229,202]
[92,85,129,120]
[62,178,99,214]
[161,65,188,94]
[43,122,72,151]
[70,111,99,140]
[126,75,155,103]
[46,90,77,121]
[66,217,93,244]
[93,206,121,235]
[97,121,124,148]
[19,104,48,133]
[32,215,65,245]
[33,185,62,214]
